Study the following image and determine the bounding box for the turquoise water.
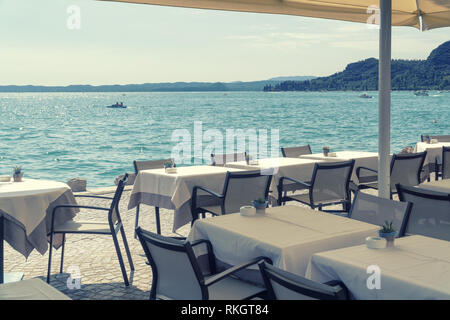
[0,91,448,187]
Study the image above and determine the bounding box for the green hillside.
[264,41,450,91]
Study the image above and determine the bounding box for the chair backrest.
[280,145,312,158]
[397,184,450,241]
[390,152,426,192]
[258,262,347,300]
[108,173,128,225]
[442,146,450,179]
[222,170,273,214]
[133,159,174,174]
[310,160,355,204]
[211,152,246,166]
[348,191,411,237]
[422,135,450,142]
[136,227,206,300]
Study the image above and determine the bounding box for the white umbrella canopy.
[100,0,450,198]
[102,0,450,30]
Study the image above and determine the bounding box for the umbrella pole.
[378,0,392,199]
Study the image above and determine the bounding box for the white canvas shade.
[100,0,450,198]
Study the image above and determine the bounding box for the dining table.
[128,165,244,232]
[0,178,78,283]
[418,179,450,194]
[414,141,450,166]
[299,151,383,185]
[187,205,379,284]
[306,235,450,300]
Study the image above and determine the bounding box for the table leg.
[0,215,24,284]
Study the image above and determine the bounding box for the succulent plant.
[163,160,174,169]
[13,166,22,175]
[322,146,330,151]
[254,197,267,204]
[380,220,395,233]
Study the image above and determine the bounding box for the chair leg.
[60,233,66,274]
[134,204,140,239]
[111,233,129,286]
[47,232,54,283]
[120,226,135,271]
[155,207,161,235]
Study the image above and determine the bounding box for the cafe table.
[128,165,244,232]
[306,235,450,300]
[414,141,450,165]
[299,151,382,185]
[0,178,78,283]
[187,205,379,283]
[224,157,323,202]
[418,179,450,194]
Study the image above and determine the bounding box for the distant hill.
[0,77,314,93]
[268,76,316,81]
[264,41,450,91]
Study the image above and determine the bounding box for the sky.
[0,0,449,85]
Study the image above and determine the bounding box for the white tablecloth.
[187,205,379,277]
[306,235,450,300]
[415,142,450,165]
[418,179,450,194]
[299,151,382,184]
[128,165,244,231]
[0,179,78,258]
[224,157,322,200]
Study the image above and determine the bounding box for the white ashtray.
[0,175,11,182]
[165,167,177,174]
[327,152,337,157]
[430,139,438,144]
[240,206,256,216]
[366,236,386,249]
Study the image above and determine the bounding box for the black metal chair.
[210,152,246,166]
[258,261,348,300]
[191,170,273,223]
[280,145,312,158]
[421,134,450,143]
[355,152,427,198]
[136,227,271,300]
[47,174,134,286]
[133,159,175,237]
[397,184,450,241]
[278,160,355,213]
[435,146,450,180]
[348,191,412,237]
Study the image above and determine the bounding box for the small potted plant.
[164,160,176,173]
[13,166,23,182]
[252,197,268,214]
[424,135,431,144]
[379,220,396,247]
[322,146,331,157]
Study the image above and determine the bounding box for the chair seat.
[199,205,223,216]
[206,276,266,300]
[357,182,398,192]
[282,182,310,192]
[287,193,345,206]
[0,278,71,300]
[54,220,111,234]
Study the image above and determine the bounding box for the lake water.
[0,91,448,187]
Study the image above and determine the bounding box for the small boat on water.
[414,90,429,96]
[358,93,373,99]
[107,102,127,108]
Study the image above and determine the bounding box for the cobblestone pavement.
[3,187,382,300]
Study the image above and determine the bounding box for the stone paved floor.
[3,185,398,300]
